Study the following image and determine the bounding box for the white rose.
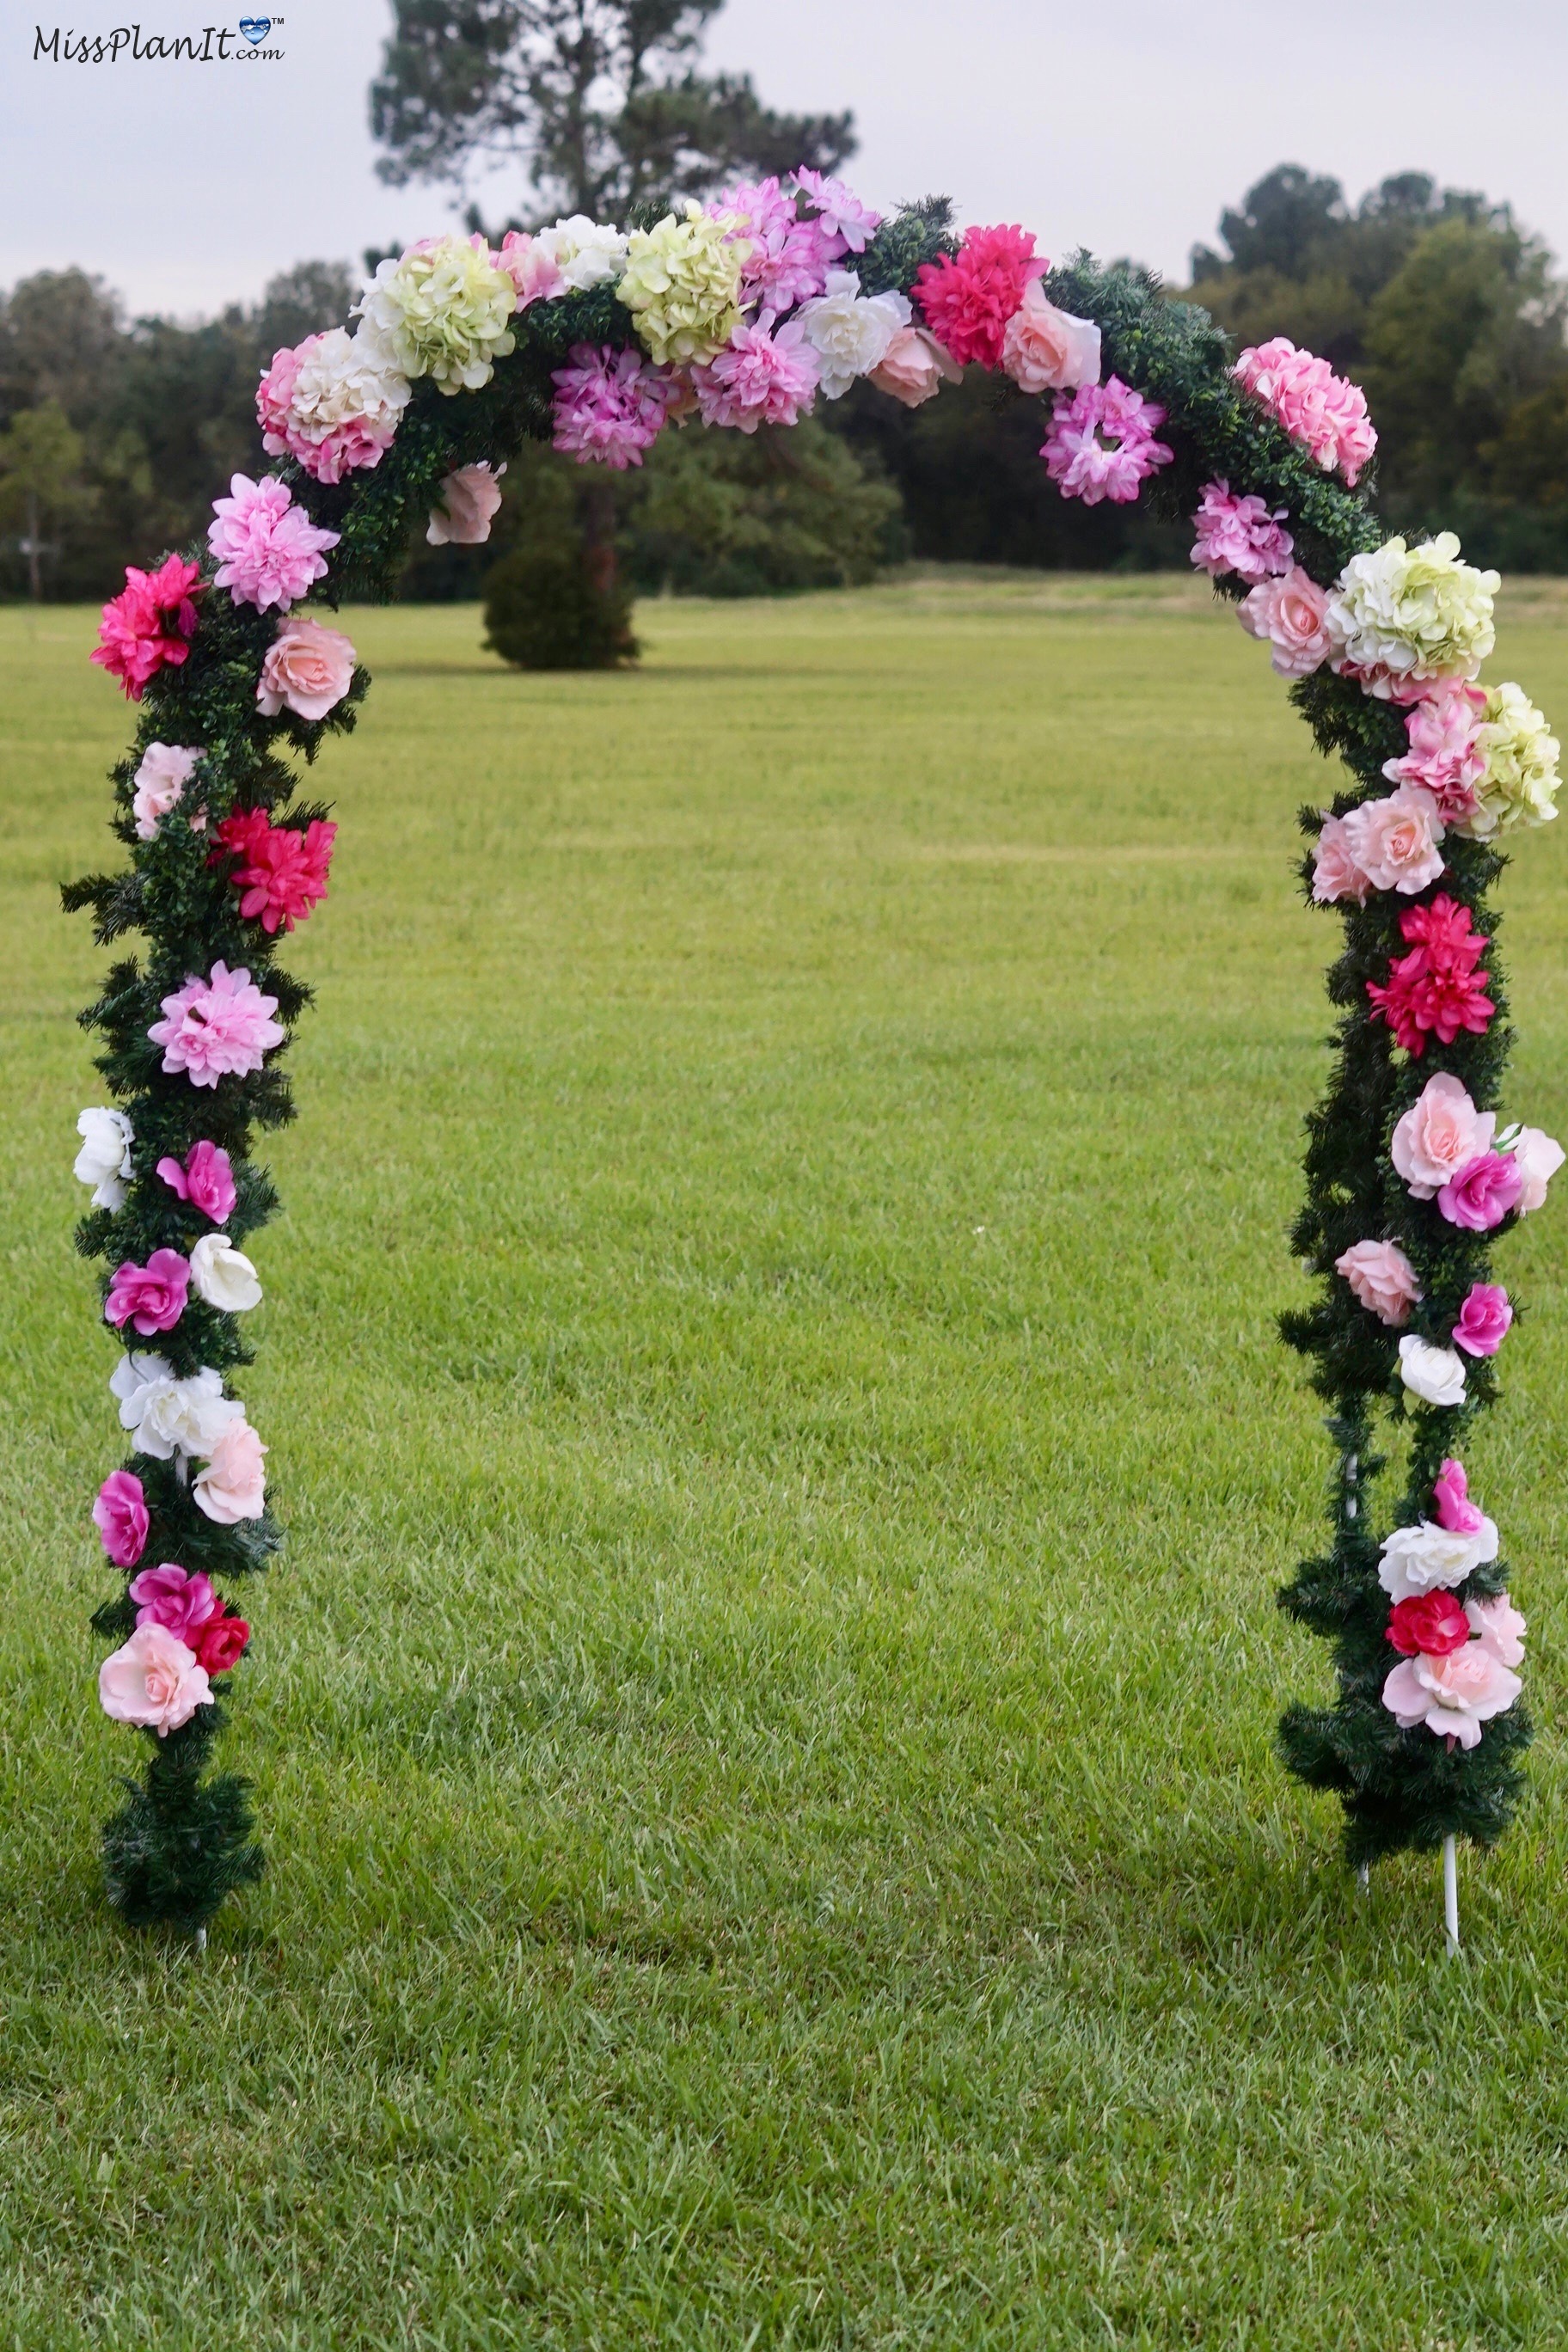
[189,1232,262,1312]
[794,269,912,398]
[1378,1516,1499,1602]
[111,1353,243,1461]
[536,215,629,291]
[1510,1124,1565,1213]
[74,1106,134,1210]
[1398,1334,1467,1407]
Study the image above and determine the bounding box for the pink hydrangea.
[717,178,836,311]
[1381,684,1487,823]
[789,169,881,254]
[915,224,1047,371]
[207,474,340,612]
[156,1139,236,1222]
[90,554,202,700]
[1189,480,1293,583]
[1234,338,1377,487]
[1041,377,1173,506]
[94,1469,149,1567]
[551,344,675,469]
[148,960,285,1088]
[106,1248,190,1337]
[255,332,406,485]
[691,315,820,431]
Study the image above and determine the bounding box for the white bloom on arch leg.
[74,1106,134,1210]
[1398,1334,1467,1407]
[189,1231,262,1312]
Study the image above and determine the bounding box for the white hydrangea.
[535,214,630,292]
[1378,1515,1499,1602]
[280,327,409,444]
[793,269,911,399]
[1459,680,1561,838]
[1326,532,1499,698]
[74,1106,134,1210]
[111,1353,244,1461]
[354,235,517,395]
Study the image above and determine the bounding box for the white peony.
[1378,1515,1498,1602]
[793,269,911,398]
[1458,681,1561,839]
[189,1232,262,1313]
[535,214,630,291]
[74,1106,134,1210]
[1398,1334,1467,1407]
[1326,532,1498,698]
[110,1353,243,1461]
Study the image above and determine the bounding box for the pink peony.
[789,168,880,254]
[1437,1151,1524,1232]
[1000,282,1102,396]
[867,325,962,407]
[106,1248,190,1337]
[1339,786,1445,895]
[498,230,567,309]
[717,177,837,311]
[256,616,357,722]
[1310,812,1371,906]
[1188,480,1293,584]
[426,462,505,546]
[1382,1642,1520,1749]
[128,1561,220,1642]
[914,224,1048,371]
[94,1470,149,1567]
[1234,338,1377,486]
[691,315,820,431]
[1467,1593,1527,1668]
[1434,1456,1485,1534]
[213,809,336,935]
[98,1621,212,1736]
[1334,1238,1421,1326]
[1453,1282,1512,1357]
[156,1139,236,1223]
[148,960,285,1088]
[1391,1072,1494,1199]
[192,1417,268,1523]
[1382,684,1487,823]
[552,343,675,469]
[1386,1589,1470,1658]
[1237,566,1333,680]
[1510,1125,1565,1213]
[90,554,202,700]
[1041,377,1173,506]
[207,474,339,612]
[132,742,204,840]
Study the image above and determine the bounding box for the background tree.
[0,404,97,598]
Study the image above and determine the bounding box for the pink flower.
[90,554,202,700]
[789,168,881,254]
[94,1470,149,1567]
[1434,1457,1485,1534]
[1382,684,1487,823]
[1338,787,1445,895]
[1453,1282,1512,1357]
[1367,894,1494,1057]
[132,742,203,840]
[717,178,837,311]
[1437,1151,1524,1232]
[1041,377,1173,506]
[1311,812,1371,905]
[213,809,336,934]
[256,616,357,722]
[867,326,961,407]
[1334,1238,1421,1326]
[195,1613,250,1675]
[552,343,675,469]
[156,1139,236,1223]
[498,230,567,309]
[106,1248,190,1337]
[1467,1593,1527,1668]
[1382,1643,1520,1748]
[426,462,505,546]
[1385,1589,1470,1658]
[1510,1126,1565,1213]
[255,332,406,484]
[1000,282,1101,396]
[914,224,1048,371]
[1237,566,1333,680]
[98,1621,213,1736]
[1234,337,1377,486]
[1391,1072,1494,1199]
[192,1417,268,1523]
[148,960,285,1088]
[128,1561,220,1642]
[691,315,820,431]
[207,474,339,612]
[1188,480,1293,584]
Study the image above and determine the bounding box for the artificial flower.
[148,961,285,1087]
[188,1231,262,1312]
[1461,681,1561,839]
[194,1613,250,1675]
[90,554,202,700]
[1237,565,1333,680]
[1326,532,1498,700]
[1042,377,1173,506]
[110,1354,242,1461]
[1433,1456,1485,1534]
[207,474,339,612]
[1233,337,1376,484]
[213,809,336,934]
[355,234,518,393]
[792,269,910,399]
[256,328,409,483]
[1339,786,1445,894]
[256,616,357,723]
[913,224,1046,370]
[192,1417,267,1523]
[132,742,203,840]
[1385,1589,1470,1657]
[1378,1512,1498,1602]
[552,344,677,466]
[1509,1124,1565,1212]
[690,315,820,430]
[93,1469,148,1568]
[789,168,880,252]
[1452,1283,1512,1357]
[617,203,750,366]
[74,1106,134,1210]
[1397,1334,1467,1408]
[1390,1072,1494,1198]
[426,462,505,545]
[156,1139,236,1223]
[1310,812,1371,905]
[105,1249,190,1338]
[531,215,628,291]
[867,326,961,407]
[716,176,836,312]
[1382,1643,1520,1748]
[1188,481,1293,584]
[1467,1593,1527,1668]
[98,1622,212,1736]
[496,230,567,309]
[1334,1238,1420,1326]
[128,1561,219,1642]
[1001,282,1101,396]
[1367,894,1493,1057]
[1382,684,1486,824]
[1436,1151,1523,1232]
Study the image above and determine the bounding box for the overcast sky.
[4,0,1567,317]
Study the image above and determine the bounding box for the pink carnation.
[717,178,836,311]
[156,1138,236,1222]
[789,169,881,254]
[1041,377,1173,506]
[1237,566,1333,679]
[1189,480,1293,583]
[99,1621,212,1736]
[691,315,820,431]
[1453,1282,1512,1357]
[148,960,285,1088]
[1367,895,1495,1057]
[1333,1238,1421,1326]
[552,344,674,469]
[914,224,1048,371]
[1234,337,1377,486]
[90,554,202,701]
[207,474,339,612]
[106,1248,190,1337]
[498,230,567,309]
[94,1469,149,1568]
[1434,1457,1485,1534]
[128,1561,220,1643]
[1382,684,1487,823]
[1311,812,1371,906]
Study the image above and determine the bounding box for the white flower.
[354,236,517,395]
[1467,1592,1527,1667]
[284,326,410,446]
[189,1232,262,1313]
[1458,681,1561,839]
[110,1353,243,1461]
[132,743,203,841]
[793,269,912,398]
[74,1106,134,1210]
[1326,532,1498,698]
[1398,1334,1468,1407]
[1509,1124,1565,1213]
[1378,1516,1498,1602]
[535,214,629,291]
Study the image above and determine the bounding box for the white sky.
[3,0,1567,318]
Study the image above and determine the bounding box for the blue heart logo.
[238,15,271,37]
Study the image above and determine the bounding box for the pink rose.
[1390,1072,1494,1199]
[98,1621,213,1736]
[156,1138,237,1223]
[498,230,567,310]
[192,1418,267,1524]
[1510,1125,1565,1214]
[1437,1151,1524,1232]
[132,742,203,841]
[867,325,962,407]
[1340,787,1445,895]
[1452,1282,1512,1357]
[426,462,506,546]
[1433,1457,1485,1534]
[105,1248,190,1337]
[94,1469,149,1567]
[1237,565,1332,680]
[1382,1642,1520,1749]
[1467,1593,1526,1669]
[1311,812,1370,906]
[1334,1238,1421,1326]
[256,617,357,723]
[999,283,1101,395]
[128,1561,220,1642]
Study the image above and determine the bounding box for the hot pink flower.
[691,315,820,431]
[1391,1072,1494,1198]
[128,1561,220,1642]
[195,1613,250,1675]
[1437,1152,1524,1232]
[90,554,202,700]
[498,230,567,309]
[1453,1282,1513,1357]
[148,960,285,1088]
[192,1417,267,1523]
[256,616,357,723]
[717,177,837,311]
[1339,787,1445,896]
[1367,895,1494,1057]
[156,1138,236,1222]
[106,1248,191,1337]
[1237,566,1333,679]
[1234,338,1377,486]
[1386,1589,1470,1658]
[1382,1643,1520,1748]
[1334,1238,1421,1326]
[1310,812,1371,906]
[94,1470,149,1567]
[1434,1457,1485,1534]
[914,224,1048,370]
[1467,1593,1526,1668]
[207,474,339,612]
[1382,684,1487,823]
[426,462,505,546]
[99,1621,212,1736]
[1042,377,1173,506]
[213,809,336,935]
[1189,480,1293,584]
[789,168,880,254]
[552,343,675,469]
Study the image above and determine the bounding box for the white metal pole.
[1443,1835,1459,1955]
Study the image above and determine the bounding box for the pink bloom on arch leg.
[148,962,285,1087]
[105,1249,191,1336]
[1452,1282,1512,1357]
[207,474,339,612]
[90,554,202,700]
[426,462,506,545]
[98,1622,212,1736]
[1333,1238,1420,1326]
[1433,1457,1485,1534]
[1382,1644,1520,1748]
[94,1470,149,1567]
[156,1139,237,1223]
[128,1562,220,1642]
[193,1418,268,1523]
[1237,567,1332,679]
[256,617,357,722]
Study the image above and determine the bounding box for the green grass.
[4,572,1568,2347]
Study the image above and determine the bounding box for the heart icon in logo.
[238,15,272,37]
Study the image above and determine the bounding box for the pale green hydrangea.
[616,204,750,366]
[355,236,517,395]
[1461,681,1561,837]
[1326,531,1499,695]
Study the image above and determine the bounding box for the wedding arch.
[69,182,1561,1942]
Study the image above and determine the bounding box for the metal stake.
[1443,1835,1459,1955]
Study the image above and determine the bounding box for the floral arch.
[70,180,1561,1939]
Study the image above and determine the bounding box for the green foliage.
[485,540,638,667]
[0,401,97,597]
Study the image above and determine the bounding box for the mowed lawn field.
[4,573,1568,2349]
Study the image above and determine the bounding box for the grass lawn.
[4,572,1568,2348]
